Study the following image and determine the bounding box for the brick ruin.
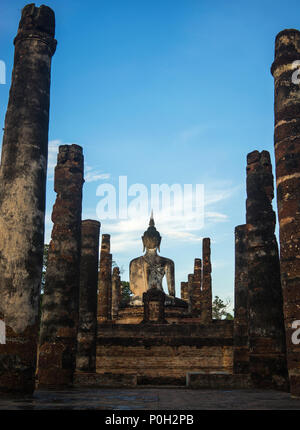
[233,224,249,375]
[76,220,100,374]
[245,150,288,390]
[37,144,84,387]
[0,4,299,396]
[271,29,300,397]
[0,4,56,394]
[97,234,112,322]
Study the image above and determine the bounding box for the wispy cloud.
[98,182,237,255]
[47,139,60,180]
[85,165,110,183]
[47,140,110,183]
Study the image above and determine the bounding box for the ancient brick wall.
[96,322,233,384]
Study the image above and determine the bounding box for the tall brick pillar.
[181,282,189,302]
[271,29,300,396]
[202,238,212,322]
[111,267,121,320]
[0,4,56,394]
[98,234,112,322]
[246,150,288,390]
[187,274,194,313]
[76,220,100,373]
[192,259,202,317]
[38,144,84,387]
[233,224,249,374]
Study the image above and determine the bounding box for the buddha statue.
[129,213,176,306]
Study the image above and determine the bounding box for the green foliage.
[120,281,133,307]
[212,295,234,320]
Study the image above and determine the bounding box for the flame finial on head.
[142,210,161,252]
[149,209,155,227]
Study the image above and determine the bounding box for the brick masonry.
[0,4,56,394]
[271,29,300,397]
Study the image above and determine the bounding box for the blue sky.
[1,0,299,306]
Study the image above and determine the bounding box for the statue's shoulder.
[129,256,144,267]
[159,255,175,266]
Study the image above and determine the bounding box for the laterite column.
[0,4,56,394]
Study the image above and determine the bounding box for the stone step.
[186,372,252,389]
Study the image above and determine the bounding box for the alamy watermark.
[291,60,300,84]
[292,320,300,345]
[0,320,5,344]
[95,176,204,227]
[0,60,6,85]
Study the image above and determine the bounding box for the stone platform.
[117,304,191,324]
[95,321,234,385]
[0,388,299,410]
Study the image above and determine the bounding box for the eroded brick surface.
[38,144,84,387]
[233,224,249,375]
[0,4,56,394]
[97,235,112,322]
[202,238,212,323]
[246,150,288,390]
[111,267,121,320]
[96,322,234,383]
[191,259,202,316]
[76,220,100,373]
[180,282,189,302]
[271,29,300,397]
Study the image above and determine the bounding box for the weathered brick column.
[187,274,194,313]
[181,282,189,302]
[76,220,100,373]
[246,150,288,390]
[0,4,56,394]
[111,267,121,320]
[202,238,212,322]
[233,224,249,374]
[38,144,84,387]
[271,29,300,396]
[97,234,112,322]
[192,259,202,317]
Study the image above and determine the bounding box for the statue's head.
[142,212,161,252]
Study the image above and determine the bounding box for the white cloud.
[84,165,110,183]
[47,140,110,183]
[97,182,237,256]
[47,139,60,180]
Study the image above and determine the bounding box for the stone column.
[202,238,212,322]
[107,264,112,321]
[233,224,249,374]
[97,234,112,322]
[192,259,202,317]
[38,144,84,387]
[111,267,121,320]
[271,29,300,396]
[0,4,56,394]
[246,150,288,390]
[187,274,194,313]
[181,282,189,302]
[76,220,100,373]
